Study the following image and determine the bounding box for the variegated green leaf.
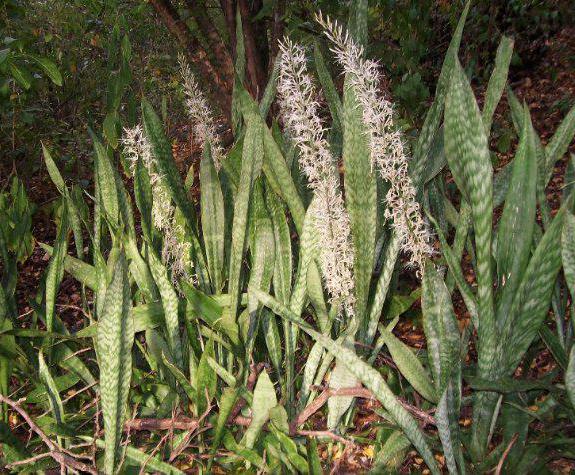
[45,206,69,337]
[342,82,377,327]
[200,143,225,293]
[411,0,470,184]
[562,213,575,301]
[228,115,263,319]
[243,371,277,449]
[251,288,439,475]
[38,351,65,426]
[567,347,575,411]
[327,337,359,429]
[90,129,119,227]
[482,36,514,134]
[502,198,572,374]
[378,323,437,403]
[147,249,184,371]
[445,58,495,457]
[97,253,133,474]
[495,105,537,327]
[543,103,575,188]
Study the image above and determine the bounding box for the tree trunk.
[185,0,235,88]
[149,0,232,120]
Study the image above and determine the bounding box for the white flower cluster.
[121,124,153,173]
[316,13,433,272]
[121,125,191,283]
[178,53,224,170]
[278,39,355,313]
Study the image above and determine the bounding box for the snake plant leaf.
[411,0,470,184]
[67,186,86,260]
[259,54,281,119]
[314,42,343,130]
[445,57,495,387]
[342,82,377,328]
[378,324,437,403]
[502,197,572,374]
[42,143,66,194]
[307,437,323,475]
[228,114,263,320]
[300,341,325,408]
[196,340,217,416]
[266,189,292,305]
[208,386,240,470]
[347,0,368,47]
[243,370,277,449]
[327,337,360,429]
[464,375,555,393]
[428,208,478,326]
[45,205,69,338]
[246,183,275,354]
[251,288,440,475]
[133,157,153,243]
[435,382,465,475]
[543,103,575,188]
[421,263,461,392]
[141,100,196,234]
[141,99,207,284]
[125,238,158,302]
[97,252,133,474]
[84,437,184,475]
[371,430,411,473]
[562,213,575,301]
[495,105,537,327]
[366,233,400,346]
[90,129,119,228]
[161,352,195,402]
[38,350,65,426]
[567,347,575,411]
[200,142,225,293]
[500,394,531,472]
[147,249,184,371]
[482,36,514,134]
[285,198,320,406]
[237,88,306,232]
[26,372,80,404]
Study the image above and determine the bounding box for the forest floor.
[5,25,575,474]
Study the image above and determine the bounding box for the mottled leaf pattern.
[97,253,133,474]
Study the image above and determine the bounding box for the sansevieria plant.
[3,1,575,473]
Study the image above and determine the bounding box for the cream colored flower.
[178,53,224,170]
[316,13,433,272]
[278,39,355,312]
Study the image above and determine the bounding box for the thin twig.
[169,394,212,462]
[0,395,97,474]
[494,434,519,475]
[291,386,436,434]
[5,452,51,469]
[138,431,170,475]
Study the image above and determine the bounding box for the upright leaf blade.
[97,253,134,474]
[444,57,495,457]
[482,36,514,133]
[200,143,225,293]
[252,288,440,475]
[342,83,377,326]
[228,115,263,319]
[495,106,537,326]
